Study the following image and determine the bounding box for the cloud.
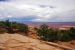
[0,0,8,2]
[0,0,75,22]
[0,0,6,1]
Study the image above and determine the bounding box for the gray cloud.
[0,0,8,1]
[0,0,75,22]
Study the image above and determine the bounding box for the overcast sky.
[0,0,75,22]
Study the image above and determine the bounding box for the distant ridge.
[23,22,75,26]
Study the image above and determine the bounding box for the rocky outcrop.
[0,34,73,50]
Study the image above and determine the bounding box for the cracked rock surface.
[0,34,64,50]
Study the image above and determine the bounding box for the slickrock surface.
[0,33,73,50]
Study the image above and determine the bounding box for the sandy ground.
[0,33,74,50]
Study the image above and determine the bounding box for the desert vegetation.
[0,20,75,42]
[0,20,29,35]
[35,24,75,42]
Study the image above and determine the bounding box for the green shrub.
[36,24,74,42]
[0,29,7,34]
[69,27,75,39]
[17,24,29,35]
[36,24,57,41]
[0,20,29,34]
[57,30,71,42]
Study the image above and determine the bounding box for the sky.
[0,0,75,22]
